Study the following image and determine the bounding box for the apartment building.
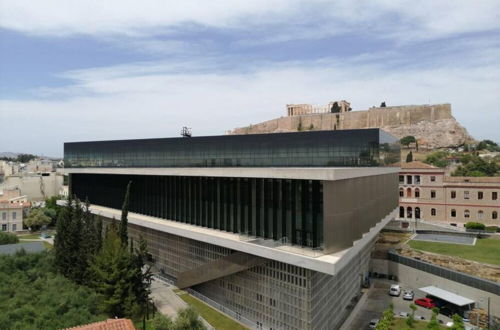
[398,161,500,227]
[63,129,400,330]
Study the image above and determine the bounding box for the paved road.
[150,279,215,330]
[349,280,452,330]
[150,279,187,318]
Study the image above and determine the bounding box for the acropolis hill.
[229,102,474,149]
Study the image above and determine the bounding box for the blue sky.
[1,0,499,157]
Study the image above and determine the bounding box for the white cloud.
[1,0,499,42]
[1,55,499,156]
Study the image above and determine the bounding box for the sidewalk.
[150,279,187,318]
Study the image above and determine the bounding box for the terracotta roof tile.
[65,319,135,330]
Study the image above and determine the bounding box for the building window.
[464,210,470,218]
[12,212,16,220]
[1,224,6,231]
[478,192,483,200]
[415,188,420,198]
[415,175,421,184]
[1,212,5,220]
[478,210,484,220]
[406,188,412,198]
[399,188,404,197]
[399,175,404,183]
[407,175,412,185]
[407,207,412,219]
[431,208,436,216]
[431,190,436,198]
[451,191,456,199]
[493,192,498,200]
[415,207,421,219]
[399,206,405,218]
[430,176,436,182]
[493,211,498,220]
[451,209,456,217]
[12,224,16,231]
[464,191,469,200]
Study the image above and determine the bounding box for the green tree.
[450,314,465,330]
[16,153,37,163]
[0,251,105,330]
[424,151,450,168]
[400,136,416,148]
[152,314,174,330]
[406,151,413,163]
[174,307,205,330]
[427,308,440,329]
[452,154,499,176]
[90,225,140,317]
[119,181,132,246]
[24,208,52,231]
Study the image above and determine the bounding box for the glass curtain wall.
[71,173,324,248]
[65,129,399,168]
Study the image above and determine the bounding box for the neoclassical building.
[398,161,499,227]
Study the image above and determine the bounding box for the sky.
[0,1,499,157]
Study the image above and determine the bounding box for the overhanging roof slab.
[419,286,475,306]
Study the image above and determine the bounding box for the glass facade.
[64,129,399,168]
[71,174,324,248]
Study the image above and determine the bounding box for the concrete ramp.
[176,252,264,289]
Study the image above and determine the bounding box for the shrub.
[486,226,500,233]
[0,232,19,245]
[464,222,486,230]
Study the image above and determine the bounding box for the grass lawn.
[178,293,248,330]
[391,318,447,329]
[18,233,42,240]
[409,237,500,266]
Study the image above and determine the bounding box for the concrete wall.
[0,173,63,201]
[323,173,399,253]
[371,259,500,317]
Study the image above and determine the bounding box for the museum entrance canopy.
[64,129,400,168]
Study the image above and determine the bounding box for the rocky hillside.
[230,104,474,149]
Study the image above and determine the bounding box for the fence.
[388,250,500,295]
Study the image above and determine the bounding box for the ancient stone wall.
[230,104,473,149]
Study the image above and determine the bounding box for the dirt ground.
[374,231,500,282]
[398,246,500,283]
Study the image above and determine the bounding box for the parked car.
[368,319,379,329]
[415,298,436,309]
[389,284,401,296]
[402,290,414,300]
[398,312,409,318]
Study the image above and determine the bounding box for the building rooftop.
[65,319,135,330]
[399,161,438,169]
[444,176,500,183]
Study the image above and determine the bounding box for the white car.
[398,312,409,318]
[402,290,414,300]
[389,284,401,296]
[368,319,379,329]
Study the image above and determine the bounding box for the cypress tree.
[90,225,140,317]
[406,151,413,163]
[54,195,74,275]
[119,181,132,246]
